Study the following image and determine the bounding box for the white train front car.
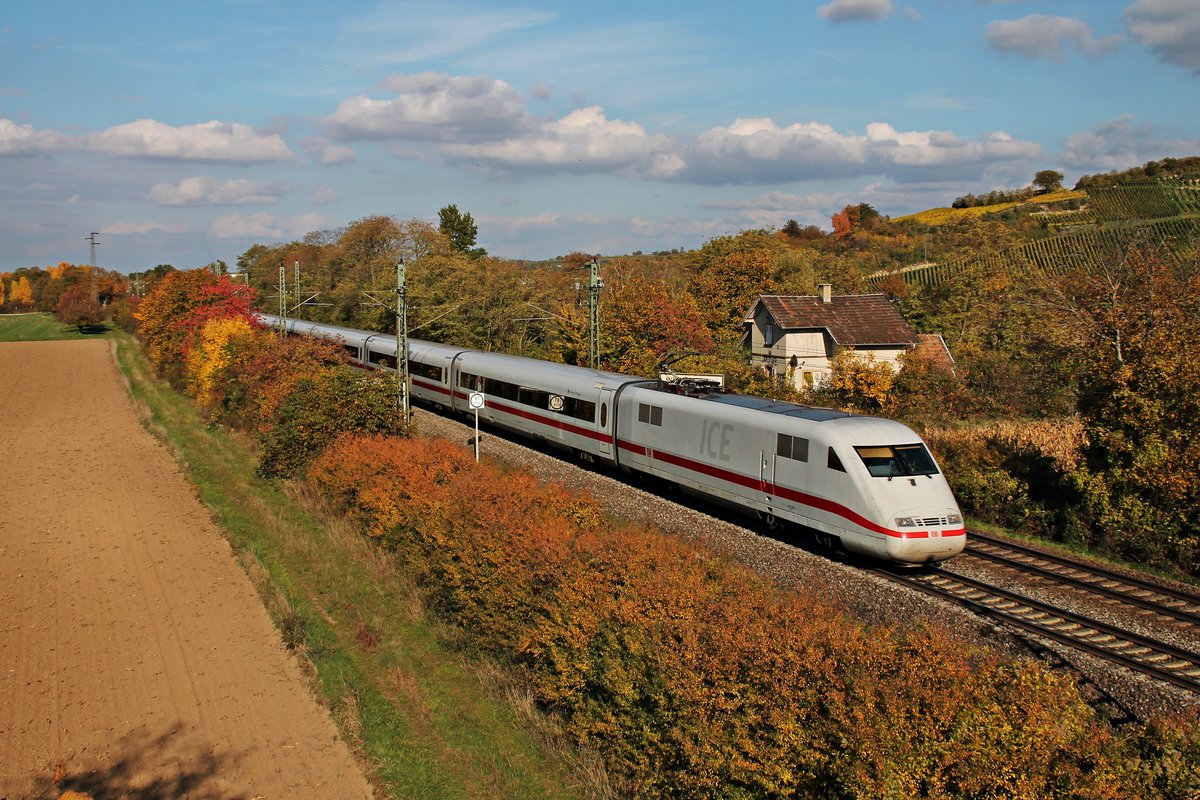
[616,388,964,564]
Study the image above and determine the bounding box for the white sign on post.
[469,392,484,461]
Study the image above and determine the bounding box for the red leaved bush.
[135,270,255,381]
[306,433,1197,798]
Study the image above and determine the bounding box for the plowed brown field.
[0,340,375,799]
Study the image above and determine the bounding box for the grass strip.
[0,313,114,341]
[107,329,585,800]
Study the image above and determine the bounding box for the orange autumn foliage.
[304,433,1194,798]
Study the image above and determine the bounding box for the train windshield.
[853,444,939,478]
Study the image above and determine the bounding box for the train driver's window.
[828,447,846,473]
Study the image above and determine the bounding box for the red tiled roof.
[913,333,957,374]
[746,294,920,347]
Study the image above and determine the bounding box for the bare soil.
[0,340,375,800]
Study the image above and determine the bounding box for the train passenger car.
[256,313,466,407]
[614,386,964,563]
[450,350,649,462]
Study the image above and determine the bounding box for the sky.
[2,0,1198,273]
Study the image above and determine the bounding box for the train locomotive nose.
[886,507,966,563]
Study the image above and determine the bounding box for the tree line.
[224,199,1198,579]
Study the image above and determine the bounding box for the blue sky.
[2,0,1197,273]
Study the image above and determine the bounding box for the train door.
[760,434,776,513]
[441,354,454,400]
[596,387,615,458]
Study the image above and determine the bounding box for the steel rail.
[963,534,1200,626]
[968,530,1200,612]
[875,565,1200,694]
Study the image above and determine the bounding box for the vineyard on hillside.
[869,179,1200,290]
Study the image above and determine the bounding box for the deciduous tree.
[688,231,783,343]
[54,286,103,331]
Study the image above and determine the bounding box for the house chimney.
[818,283,833,304]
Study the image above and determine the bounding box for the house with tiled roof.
[743,284,923,390]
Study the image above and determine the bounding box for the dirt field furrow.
[0,340,375,800]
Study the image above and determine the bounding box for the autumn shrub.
[187,316,258,411]
[923,419,1086,537]
[304,433,1200,798]
[257,367,407,477]
[54,285,104,331]
[211,331,350,433]
[110,296,140,334]
[135,269,255,383]
[824,348,897,412]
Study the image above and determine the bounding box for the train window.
[827,447,846,473]
[518,386,550,408]
[564,397,595,423]
[483,377,518,401]
[411,362,443,382]
[367,350,397,369]
[854,444,939,478]
[600,403,607,427]
[638,403,662,426]
[776,434,808,462]
[460,372,479,390]
[343,344,360,359]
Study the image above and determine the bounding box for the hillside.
[867,166,1200,291]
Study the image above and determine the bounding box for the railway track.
[872,560,1200,694]
[964,531,1200,626]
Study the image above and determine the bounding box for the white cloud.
[66,194,81,205]
[818,0,893,23]
[209,211,324,239]
[150,176,288,206]
[101,220,189,235]
[1060,116,1200,171]
[439,106,680,177]
[313,187,338,205]
[325,72,528,142]
[679,118,1040,184]
[0,118,64,156]
[1125,0,1200,74]
[702,190,840,213]
[1,117,291,162]
[986,15,1121,60]
[81,119,292,162]
[302,137,356,164]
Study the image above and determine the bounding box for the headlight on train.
[947,513,962,525]
[895,516,918,528]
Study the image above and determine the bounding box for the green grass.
[108,330,591,800]
[0,311,114,341]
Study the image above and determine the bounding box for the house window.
[777,433,809,462]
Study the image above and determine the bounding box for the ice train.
[258,313,965,564]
